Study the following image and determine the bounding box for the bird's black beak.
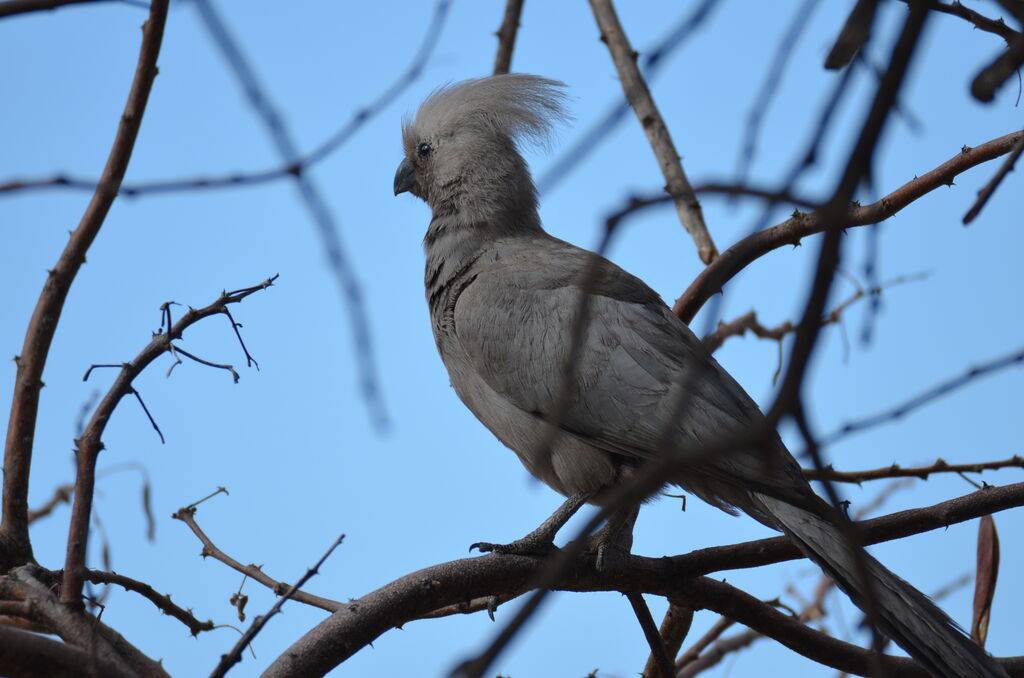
[393,158,415,196]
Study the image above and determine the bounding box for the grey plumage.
[394,74,1006,678]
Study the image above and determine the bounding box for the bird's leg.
[471,492,589,556]
[589,505,639,572]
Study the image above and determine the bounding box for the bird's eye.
[417,142,432,158]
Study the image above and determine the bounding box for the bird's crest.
[403,74,571,152]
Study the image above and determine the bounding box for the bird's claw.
[468,537,557,556]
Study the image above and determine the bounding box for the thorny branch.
[209,533,345,678]
[702,272,926,354]
[81,569,215,636]
[589,0,718,264]
[172,502,343,614]
[0,0,169,573]
[262,482,1024,678]
[807,456,1024,483]
[62,276,276,607]
[673,130,1024,323]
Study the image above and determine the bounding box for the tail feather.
[756,494,1007,678]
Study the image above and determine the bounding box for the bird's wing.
[451,238,810,508]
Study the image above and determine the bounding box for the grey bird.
[394,74,1006,678]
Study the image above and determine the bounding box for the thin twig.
[677,615,736,669]
[703,272,926,354]
[910,0,1021,42]
[82,569,215,636]
[673,130,1024,323]
[27,484,73,524]
[129,388,165,443]
[0,0,169,574]
[626,593,674,678]
[492,0,525,75]
[61,276,276,606]
[168,346,240,383]
[737,0,821,181]
[0,1,452,199]
[819,346,1024,446]
[208,533,345,678]
[806,456,1024,483]
[192,0,394,430]
[589,0,717,263]
[537,0,720,195]
[171,505,343,613]
[643,602,694,678]
[963,129,1024,223]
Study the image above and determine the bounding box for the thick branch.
[262,482,1024,677]
[0,623,136,678]
[0,0,169,572]
[673,130,1024,323]
[3,566,169,677]
[588,0,717,263]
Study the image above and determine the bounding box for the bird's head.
[394,74,570,224]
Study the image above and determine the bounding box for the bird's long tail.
[754,494,1007,678]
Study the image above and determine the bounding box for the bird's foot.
[586,534,630,572]
[469,534,558,557]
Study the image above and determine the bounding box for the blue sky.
[2,1,1022,676]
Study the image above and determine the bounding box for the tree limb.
[0,0,169,573]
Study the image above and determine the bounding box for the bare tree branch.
[971,34,1024,102]
[172,504,343,614]
[5,566,169,677]
[62,276,276,606]
[0,0,169,573]
[261,481,1024,677]
[0,623,137,678]
[913,0,1022,42]
[492,0,524,75]
[588,0,717,264]
[642,602,693,678]
[626,592,674,678]
[0,1,453,200]
[820,345,1024,447]
[806,456,1024,483]
[208,533,344,678]
[0,0,122,18]
[824,0,879,70]
[964,129,1024,223]
[82,569,215,636]
[674,130,1024,323]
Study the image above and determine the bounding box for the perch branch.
[261,481,1024,677]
